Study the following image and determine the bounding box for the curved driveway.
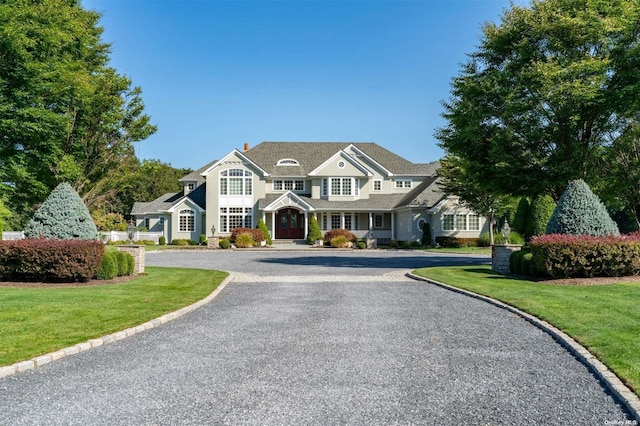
[0,250,634,425]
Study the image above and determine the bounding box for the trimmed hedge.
[172,239,196,246]
[219,238,231,249]
[530,234,640,278]
[114,251,129,276]
[230,228,265,243]
[324,229,356,243]
[0,239,104,282]
[96,252,117,280]
[435,236,479,248]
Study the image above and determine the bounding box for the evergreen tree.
[24,183,98,240]
[421,223,433,246]
[512,197,529,236]
[256,218,272,245]
[306,216,323,244]
[546,180,620,236]
[525,195,556,239]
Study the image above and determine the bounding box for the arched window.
[276,158,299,166]
[179,209,195,232]
[220,169,252,195]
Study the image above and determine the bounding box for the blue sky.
[81,0,515,171]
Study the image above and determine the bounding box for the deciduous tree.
[0,0,156,226]
[437,0,640,198]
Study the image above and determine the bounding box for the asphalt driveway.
[0,250,634,425]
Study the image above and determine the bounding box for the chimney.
[243,142,249,152]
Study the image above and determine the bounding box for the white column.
[368,212,373,231]
[271,212,276,240]
[304,211,308,238]
[391,212,395,240]
[340,212,345,229]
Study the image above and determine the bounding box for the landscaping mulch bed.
[0,274,141,288]
[539,275,640,286]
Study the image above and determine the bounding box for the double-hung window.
[219,207,252,232]
[220,169,252,195]
[322,177,359,196]
[395,179,412,188]
[273,179,304,192]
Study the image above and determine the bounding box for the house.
[131,142,489,244]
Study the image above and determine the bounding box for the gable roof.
[394,176,446,208]
[242,142,433,177]
[130,184,206,215]
[180,160,217,185]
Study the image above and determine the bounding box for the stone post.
[491,244,521,275]
[207,236,219,249]
[117,245,145,274]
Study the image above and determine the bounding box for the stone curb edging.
[0,274,233,380]
[407,272,640,423]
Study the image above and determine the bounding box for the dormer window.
[276,158,299,166]
[186,182,195,191]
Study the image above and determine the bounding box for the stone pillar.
[491,244,521,275]
[117,245,145,275]
[207,236,219,249]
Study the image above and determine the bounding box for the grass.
[420,246,491,254]
[0,266,228,366]
[413,265,640,396]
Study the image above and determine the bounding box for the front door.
[276,208,305,239]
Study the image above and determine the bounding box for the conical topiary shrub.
[24,183,99,240]
[512,197,529,235]
[306,216,322,244]
[525,195,556,239]
[546,180,620,236]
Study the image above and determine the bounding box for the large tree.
[0,0,156,226]
[437,0,640,199]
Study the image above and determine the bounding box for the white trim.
[161,197,205,214]
[262,191,314,212]
[308,150,373,177]
[200,149,269,177]
[348,144,394,177]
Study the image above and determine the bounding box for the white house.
[131,142,488,244]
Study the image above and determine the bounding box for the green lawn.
[0,267,228,366]
[413,265,640,396]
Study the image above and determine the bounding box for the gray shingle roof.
[180,160,217,185]
[130,184,206,215]
[243,142,435,177]
[394,176,446,208]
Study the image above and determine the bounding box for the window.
[344,214,351,230]
[220,169,252,195]
[324,177,359,196]
[219,207,252,232]
[186,182,195,191]
[468,214,480,231]
[373,180,382,191]
[395,179,412,188]
[159,217,164,224]
[276,158,299,166]
[179,209,195,232]
[331,214,341,229]
[374,214,383,228]
[443,214,454,231]
[144,218,150,229]
[322,213,328,230]
[443,213,479,231]
[273,179,304,192]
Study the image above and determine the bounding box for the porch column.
[304,212,308,238]
[391,212,395,240]
[271,211,276,240]
[368,212,373,230]
[340,212,345,229]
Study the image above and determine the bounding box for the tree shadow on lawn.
[260,255,490,270]
[462,267,541,283]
